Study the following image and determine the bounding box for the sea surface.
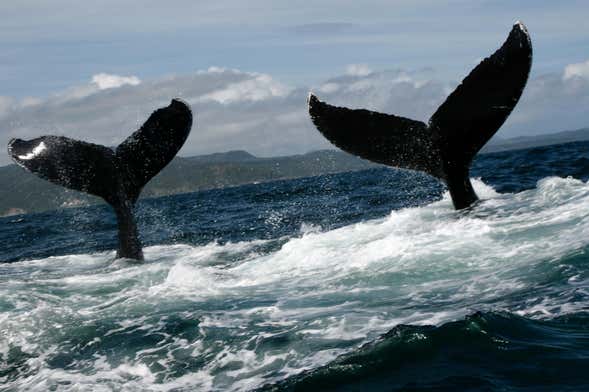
[2,141,589,391]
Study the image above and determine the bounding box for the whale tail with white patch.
[7,99,193,260]
[308,23,532,209]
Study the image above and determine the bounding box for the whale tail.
[7,99,193,259]
[308,23,532,209]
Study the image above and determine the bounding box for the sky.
[1,0,589,165]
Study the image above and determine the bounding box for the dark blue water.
[0,163,443,264]
[2,141,589,391]
[5,141,589,265]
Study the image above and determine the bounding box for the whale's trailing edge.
[308,23,532,209]
[7,99,193,260]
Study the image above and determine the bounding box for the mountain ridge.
[2,126,589,217]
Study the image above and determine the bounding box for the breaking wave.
[2,170,589,390]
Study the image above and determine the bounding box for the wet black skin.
[7,99,193,260]
[308,23,532,210]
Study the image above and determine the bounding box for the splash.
[2,176,589,390]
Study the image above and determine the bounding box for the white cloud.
[91,73,141,90]
[197,66,230,74]
[0,68,314,166]
[2,63,589,167]
[199,73,290,104]
[507,71,589,132]
[345,64,372,77]
[20,97,43,107]
[563,59,589,80]
[317,69,446,122]
[0,96,14,117]
[318,83,340,94]
[14,73,144,108]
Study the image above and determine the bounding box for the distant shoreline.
[481,126,589,153]
[2,127,588,217]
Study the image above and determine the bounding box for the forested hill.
[2,126,589,217]
[0,150,375,216]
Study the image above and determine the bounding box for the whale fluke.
[309,23,532,209]
[7,99,193,260]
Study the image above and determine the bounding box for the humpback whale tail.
[7,99,193,260]
[308,23,532,209]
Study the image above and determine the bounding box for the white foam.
[3,176,589,390]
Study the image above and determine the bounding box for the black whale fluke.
[7,99,193,260]
[308,22,532,209]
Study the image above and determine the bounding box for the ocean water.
[1,141,589,391]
